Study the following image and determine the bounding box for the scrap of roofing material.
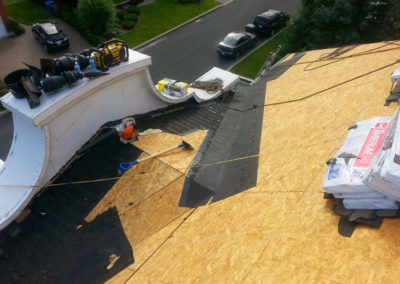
[105,42,400,283]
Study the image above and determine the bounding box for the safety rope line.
[117,164,183,218]
[122,207,197,284]
[0,136,345,188]
[122,196,213,283]
[223,59,400,112]
[0,164,178,188]
[275,42,400,69]
[192,154,259,168]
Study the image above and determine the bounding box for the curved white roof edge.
[150,67,240,104]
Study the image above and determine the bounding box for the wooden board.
[132,130,208,174]
[107,42,400,283]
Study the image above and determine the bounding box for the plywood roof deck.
[104,41,400,283]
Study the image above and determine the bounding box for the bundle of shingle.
[323,108,400,209]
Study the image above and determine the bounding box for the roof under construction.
[1,41,400,283]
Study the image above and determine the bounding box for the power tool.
[91,39,129,71]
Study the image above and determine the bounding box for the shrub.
[116,10,127,20]
[81,26,105,45]
[56,6,105,45]
[123,13,138,22]
[56,7,76,23]
[6,19,25,36]
[77,0,114,35]
[121,20,135,30]
[126,5,140,14]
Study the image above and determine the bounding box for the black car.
[32,21,69,52]
[217,32,257,58]
[253,9,290,36]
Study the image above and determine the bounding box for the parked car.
[217,32,257,58]
[32,21,69,52]
[252,9,290,36]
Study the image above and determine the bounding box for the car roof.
[226,32,246,40]
[37,21,60,35]
[259,9,281,18]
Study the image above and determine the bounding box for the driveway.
[0,19,91,80]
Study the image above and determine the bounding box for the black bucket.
[3,69,31,99]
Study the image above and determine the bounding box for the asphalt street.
[0,0,301,159]
[140,0,301,82]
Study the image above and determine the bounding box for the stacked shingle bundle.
[323,109,400,209]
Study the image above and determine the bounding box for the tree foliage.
[77,0,115,35]
[282,0,393,53]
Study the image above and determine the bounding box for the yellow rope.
[192,154,259,168]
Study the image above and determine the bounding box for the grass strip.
[120,0,219,47]
[230,30,287,79]
[5,0,50,25]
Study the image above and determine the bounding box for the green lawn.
[5,0,50,25]
[230,30,287,79]
[120,0,219,47]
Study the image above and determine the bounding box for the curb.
[134,0,233,50]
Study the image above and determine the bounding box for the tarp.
[322,114,400,209]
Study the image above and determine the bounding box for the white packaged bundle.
[365,108,400,201]
[323,116,393,200]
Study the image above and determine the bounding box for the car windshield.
[255,16,271,24]
[41,23,59,35]
[223,35,239,46]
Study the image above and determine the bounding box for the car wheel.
[234,51,240,58]
[43,43,48,52]
[271,29,276,37]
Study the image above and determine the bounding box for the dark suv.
[253,10,290,36]
[32,21,69,52]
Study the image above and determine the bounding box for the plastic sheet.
[365,108,400,201]
[323,116,393,200]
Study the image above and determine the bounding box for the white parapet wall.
[0,49,168,231]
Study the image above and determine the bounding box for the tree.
[311,0,392,45]
[282,0,393,53]
[77,0,115,35]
